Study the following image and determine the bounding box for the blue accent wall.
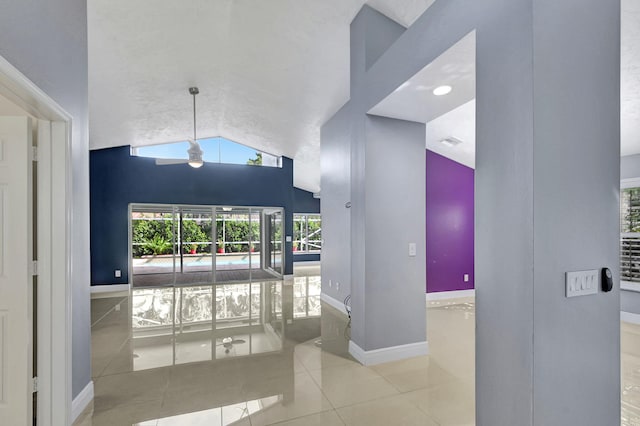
[293,188,320,213]
[90,145,305,285]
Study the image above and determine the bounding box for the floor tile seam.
[91,397,165,418]
[333,406,350,425]
[373,368,413,394]
[157,372,172,412]
[91,296,128,328]
[304,365,340,411]
[394,393,444,426]
[92,366,171,385]
[330,390,404,412]
[375,363,468,385]
[94,337,133,378]
[258,407,343,426]
[293,349,315,377]
[305,357,383,376]
[309,366,395,392]
[294,355,347,373]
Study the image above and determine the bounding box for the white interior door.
[0,116,34,424]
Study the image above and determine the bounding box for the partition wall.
[130,204,284,287]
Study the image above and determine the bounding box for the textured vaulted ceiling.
[88,0,435,192]
[88,0,639,189]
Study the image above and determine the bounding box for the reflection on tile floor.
[76,267,477,426]
[78,271,640,425]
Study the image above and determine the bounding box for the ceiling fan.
[155,87,204,168]
[216,336,247,354]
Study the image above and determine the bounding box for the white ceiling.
[88,0,640,189]
[371,0,640,170]
[87,0,435,192]
[368,32,475,125]
[368,32,476,168]
[425,100,476,169]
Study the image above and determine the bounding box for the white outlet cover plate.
[566,270,599,298]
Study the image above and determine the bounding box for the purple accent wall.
[426,150,474,293]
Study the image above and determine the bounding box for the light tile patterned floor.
[75,268,478,426]
[78,274,640,425]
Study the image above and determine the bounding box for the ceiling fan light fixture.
[154,87,205,168]
[187,143,204,168]
[188,159,203,168]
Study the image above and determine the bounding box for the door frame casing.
[0,54,73,425]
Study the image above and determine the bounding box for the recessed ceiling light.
[433,85,452,96]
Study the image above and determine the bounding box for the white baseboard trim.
[91,284,130,294]
[348,340,429,366]
[426,289,475,301]
[71,380,94,422]
[320,293,348,316]
[622,311,640,325]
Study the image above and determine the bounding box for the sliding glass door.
[178,207,213,283]
[131,204,283,287]
[264,210,283,275]
[131,206,176,287]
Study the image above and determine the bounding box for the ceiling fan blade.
[155,158,189,165]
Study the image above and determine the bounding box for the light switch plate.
[409,243,416,257]
[115,269,121,278]
[566,270,599,298]
[286,235,292,242]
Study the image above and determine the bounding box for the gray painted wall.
[323,0,620,424]
[529,1,620,424]
[361,115,426,350]
[0,0,91,398]
[320,103,352,304]
[321,6,426,351]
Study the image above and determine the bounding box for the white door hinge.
[32,376,38,393]
[32,260,38,276]
[31,146,38,162]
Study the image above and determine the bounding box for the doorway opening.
[366,30,477,424]
[0,55,73,425]
[130,204,284,287]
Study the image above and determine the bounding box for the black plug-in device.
[601,268,613,292]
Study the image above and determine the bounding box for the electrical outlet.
[336,282,340,291]
[409,243,416,257]
[464,274,469,282]
[329,279,332,288]
[115,304,121,312]
[115,269,121,278]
